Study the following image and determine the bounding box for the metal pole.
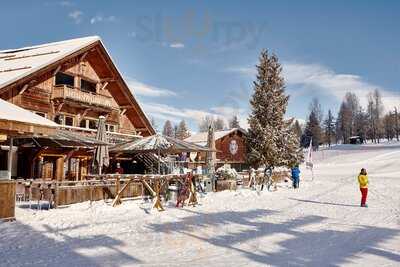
[7,137,13,180]
[158,149,161,174]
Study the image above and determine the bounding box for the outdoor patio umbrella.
[110,133,216,174]
[94,116,109,174]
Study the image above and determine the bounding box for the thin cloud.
[227,62,400,110]
[169,42,185,49]
[90,15,116,24]
[68,10,83,24]
[283,62,400,109]
[126,78,177,97]
[59,1,73,6]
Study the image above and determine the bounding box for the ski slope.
[1,142,399,266]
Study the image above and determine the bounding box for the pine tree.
[229,115,240,129]
[323,110,335,147]
[246,49,303,168]
[292,120,303,140]
[176,120,191,140]
[162,120,174,137]
[301,110,321,149]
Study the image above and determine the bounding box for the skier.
[358,168,369,207]
[291,165,301,189]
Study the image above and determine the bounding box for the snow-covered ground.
[1,142,400,267]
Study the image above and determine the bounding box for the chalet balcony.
[52,85,118,110]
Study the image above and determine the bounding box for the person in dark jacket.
[291,165,301,189]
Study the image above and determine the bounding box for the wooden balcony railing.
[52,85,118,110]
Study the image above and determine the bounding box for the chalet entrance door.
[42,158,55,180]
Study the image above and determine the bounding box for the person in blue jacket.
[291,165,301,189]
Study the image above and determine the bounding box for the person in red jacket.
[115,162,124,174]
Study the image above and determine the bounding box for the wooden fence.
[16,174,192,208]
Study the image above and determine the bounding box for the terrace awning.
[110,133,215,154]
[14,130,110,148]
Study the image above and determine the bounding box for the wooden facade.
[0,37,155,181]
[186,128,249,171]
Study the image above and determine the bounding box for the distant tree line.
[197,115,241,132]
[299,90,400,149]
[162,119,191,140]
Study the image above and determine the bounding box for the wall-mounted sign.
[229,140,238,155]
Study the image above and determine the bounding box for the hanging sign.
[229,140,238,155]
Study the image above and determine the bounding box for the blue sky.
[1,0,400,131]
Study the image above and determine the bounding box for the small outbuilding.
[184,128,248,171]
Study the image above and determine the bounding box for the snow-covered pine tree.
[176,120,191,140]
[229,115,240,129]
[246,49,303,168]
[162,120,174,137]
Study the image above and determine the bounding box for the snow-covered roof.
[0,98,58,128]
[0,36,100,90]
[184,128,246,145]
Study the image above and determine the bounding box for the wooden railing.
[52,85,118,110]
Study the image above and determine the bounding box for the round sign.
[229,140,238,155]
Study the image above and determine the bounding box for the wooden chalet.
[184,128,248,171]
[0,36,155,181]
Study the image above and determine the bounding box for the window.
[54,114,74,126]
[55,72,74,87]
[106,124,116,132]
[81,79,96,93]
[54,115,63,125]
[65,116,74,126]
[88,120,97,129]
[79,119,87,128]
[35,112,47,118]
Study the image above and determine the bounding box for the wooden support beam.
[56,102,64,113]
[120,109,126,116]
[77,108,91,124]
[100,82,109,91]
[53,65,62,76]
[18,84,29,95]
[79,52,88,62]
[119,105,133,109]
[112,178,133,207]
[100,78,116,83]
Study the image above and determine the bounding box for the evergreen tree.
[162,120,174,137]
[337,101,352,143]
[173,124,179,138]
[323,110,335,147]
[246,49,303,168]
[292,120,303,140]
[301,110,321,149]
[176,120,191,140]
[229,115,240,129]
